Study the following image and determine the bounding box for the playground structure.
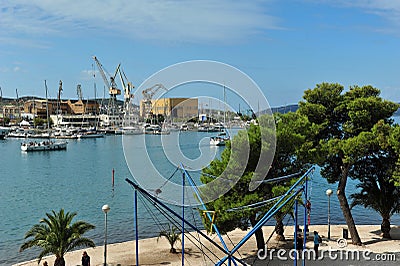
[125,165,315,266]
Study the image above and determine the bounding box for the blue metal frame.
[180,164,230,253]
[126,165,314,266]
[294,199,298,266]
[125,178,229,255]
[182,172,185,266]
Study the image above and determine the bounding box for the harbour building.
[140,98,198,120]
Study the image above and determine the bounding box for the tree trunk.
[275,219,285,241]
[170,247,177,253]
[54,257,65,266]
[381,218,391,239]
[337,164,362,245]
[250,215,265,253]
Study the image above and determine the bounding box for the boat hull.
[210,137,226,146]
[21,141,68,151]
[122,126,143,135]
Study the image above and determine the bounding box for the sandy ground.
[13,225,400,266]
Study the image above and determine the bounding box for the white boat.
[143,124,171,135]
[122,126,143,135]
[180,124,189,131]
[21,140,67,151]
[210,132,230,146]
[77,128,105,138]
[144,124,161,134]
[77,131,105,139]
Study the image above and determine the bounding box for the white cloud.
[13,66,21,72]
[0,0,280,44]
[310,0,400,32]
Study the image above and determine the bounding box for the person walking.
[313,231,321,259]
[82,251,90,266]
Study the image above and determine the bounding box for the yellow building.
[67,100,99,115]
[24,99,99,118]
[2,104,24,120]
[140,98,198,119]
[24,99,67,118]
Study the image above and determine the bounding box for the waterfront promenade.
[14,225,400,266]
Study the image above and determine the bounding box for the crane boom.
[142,84,168,118]
[118,67,135,100]
[92,56,122,122]
[142,84,167,102]
[92,56,121,96]
[93,56,110,89]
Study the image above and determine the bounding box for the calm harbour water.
[1,123,400,265]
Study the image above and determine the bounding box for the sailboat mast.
[223,84,226,126]
[0,87,3,126]
[44,80,50,129]
[93,63,99,128]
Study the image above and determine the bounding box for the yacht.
[122,126,143,135]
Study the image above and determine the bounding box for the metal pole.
[328,195,331,240]
[181,165,230,252]
[326,189,333,240]
[182,172,185,266]
[125,178,233,256]
[134,189,139,265]
[302,177,308,266]
[294,199,298,266]
[104,212,107,266]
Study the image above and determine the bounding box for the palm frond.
[20,209,95,262]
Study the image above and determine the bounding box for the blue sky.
[1,0,400,107]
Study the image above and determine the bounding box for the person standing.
[313,231,321,259]
[82,251,90,266]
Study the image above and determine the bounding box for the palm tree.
[350,175,400,239]
[20,209,95,266]
[157,224,181,253]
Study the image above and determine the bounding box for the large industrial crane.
[118,66,136,125]
[142,84,168,118]
[118,67,135,106]
[92,56,121,117]
[57,80,63,115]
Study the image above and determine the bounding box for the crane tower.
[92,56,121,119]
[142,84,168,119]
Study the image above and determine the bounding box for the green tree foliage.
[298,83,399,245]
[200,113,309,251]
[389,125,400,185]
[33,117,46,127]
[350,121,400,238]
[20,209,95,266]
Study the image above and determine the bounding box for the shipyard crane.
[92,56,121,118]
[142,84,168,118]
[117,67,136,124]
[118,67,135,104]
[76,84,83,101]
[57,80,63,115]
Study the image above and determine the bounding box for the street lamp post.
[326,189,333,239]
[102,204,110,266]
